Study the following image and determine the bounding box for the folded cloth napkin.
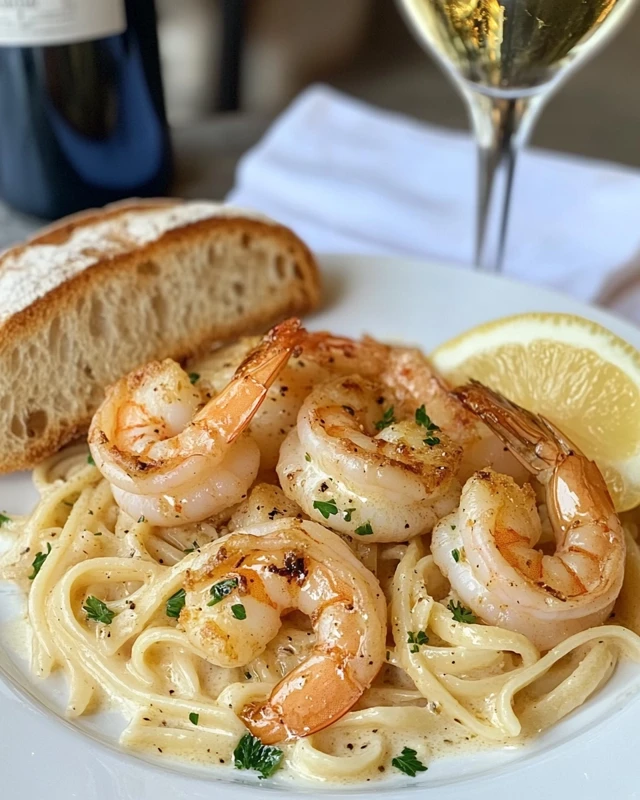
[228,84,640,324]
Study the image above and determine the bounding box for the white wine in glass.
[398,0,638,272]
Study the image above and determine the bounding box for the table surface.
[0,114,270,251]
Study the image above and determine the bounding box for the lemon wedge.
[430,312,640,512]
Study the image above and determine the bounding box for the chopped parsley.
[354,522,374,536]
[231,603,246,620]
[183,540,199,554]
[415,405,441,445]
[447,600,477,624]
[451,548,461,563]
[137,515,146,524]
[87,454,96,466]
[0,512,10,526]
[407,630,429,652]
[313,498,338,519]
[391,746,428,777]
[207,577,239,606]
[415,405,440,432]
[28,543,51,580]
[343,507,356,522]
[451,524,456,530]
[83,595,115,625]
[189,712,199,725]
[375,406,396,431]
[234,732,284,779]
[188,372,200,385]
[166,588,186,618]
[305,452,311,462]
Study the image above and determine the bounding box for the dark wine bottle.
[0,0,173,219]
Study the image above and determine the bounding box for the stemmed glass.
[397,0,638,273]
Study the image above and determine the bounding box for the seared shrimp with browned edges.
[277,374,463,542]
[89,319,302,526]
[431,381,625,651]
[178,517,387,743]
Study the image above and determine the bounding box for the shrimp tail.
[241,652,364,744]
[454,380,582,476]
[196,318,304,443]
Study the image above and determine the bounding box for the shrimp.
[88,319,302,526]
[431,381,625,651]
[277,374,463,542]
[298,332,528,482]
[179,518,386,743]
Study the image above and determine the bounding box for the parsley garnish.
[343,507,356,522]
[407,630,429,652]
[451,548,460,563]
[313,498,338,519]
[83,595,115,625]
[415,405,441,446]
[375,406,396,431]
[137,515,146,524]
[188,372,200,385]
[355,522,374,536]
[166,588,186,618]
[87,454,96,466]
[234,732,284,779]
[391,746,428,777]
[183,540,199,554]
[447,600,477,624]
[231,603,246,620]
[0,512,10,526]
[305,452,311,462]
[415,405,440,432]
[28,543,51,580]
[189,712,199,725]
[207,577,238,606]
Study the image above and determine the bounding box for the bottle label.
[0,0,126,46]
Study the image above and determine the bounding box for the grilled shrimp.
[88,319,302,526]
[300,332,527,482]
[277,374,462,542]
[179,518,386,743]
[431,382,625,651]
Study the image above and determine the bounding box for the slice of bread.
[0,199,321,474]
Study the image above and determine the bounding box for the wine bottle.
[0,0,173,219]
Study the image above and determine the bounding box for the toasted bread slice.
[0,199,321,473]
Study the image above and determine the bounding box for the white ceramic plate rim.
[1,253,639,800]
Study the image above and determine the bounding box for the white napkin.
[228,84,640,324]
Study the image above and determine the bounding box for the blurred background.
[159,0,640,166]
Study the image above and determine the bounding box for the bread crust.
[0,200,321,473]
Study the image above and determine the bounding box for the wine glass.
[397,0,638,273]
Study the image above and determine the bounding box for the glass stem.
[464,90,542,274]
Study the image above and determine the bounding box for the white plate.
[2,254,639,800]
